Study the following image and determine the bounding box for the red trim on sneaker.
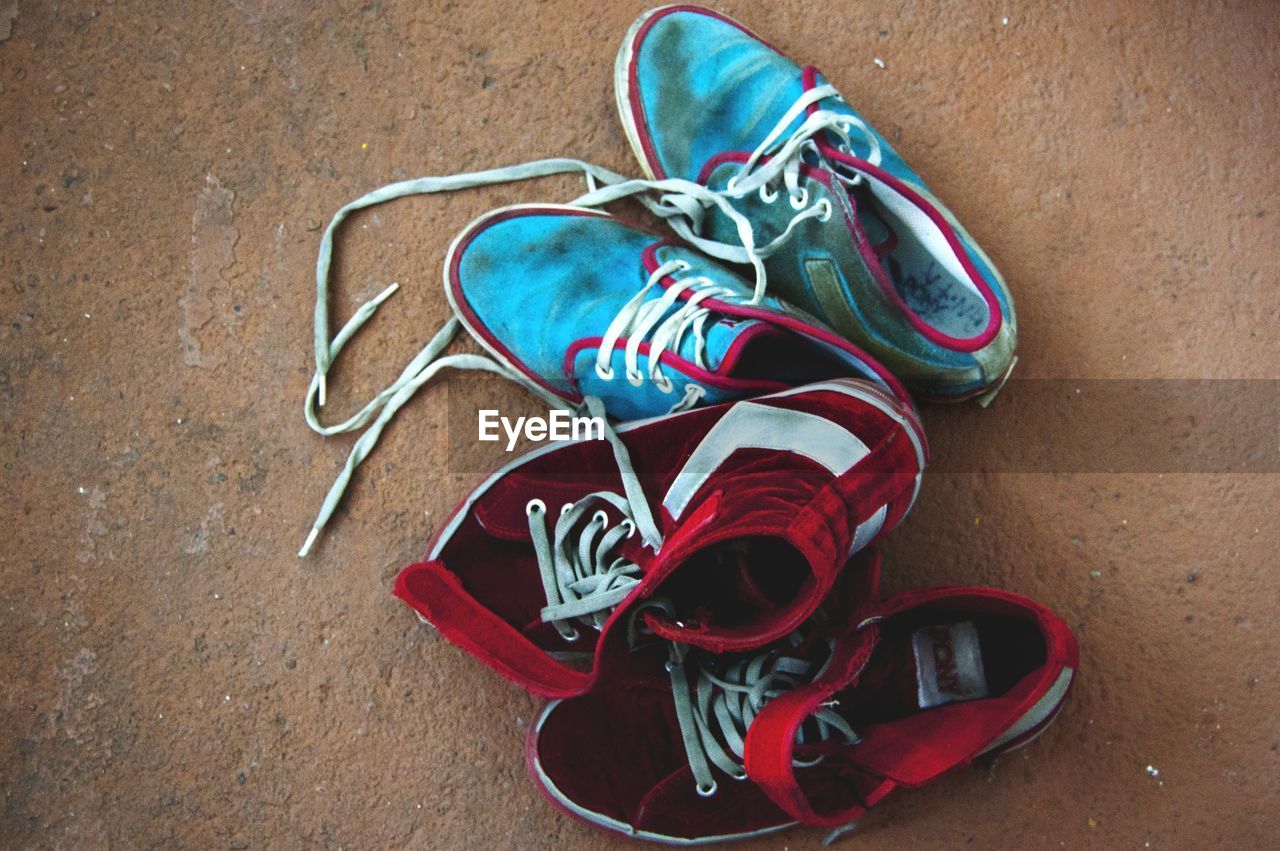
[800,65,1003,352]
[640,240,918,410]
[561,334,790,400]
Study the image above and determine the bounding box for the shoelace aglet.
[298,527,321,559]
[317,374,326,407]
[822,821,859,846]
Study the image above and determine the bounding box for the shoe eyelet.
[591,509,609,527]
[595,363,615,381]
[525,498,546,517]
[817,198,833,222]
[696,781,718,798]
[626,369,644,387]
[621,519,636,538]
[676,260,692,272]
[759,184,778,204]
[725,174,741,192]
[560,503,573,516]
[789,188,810,210]
[731,769,748,781]
[655,374,674,393]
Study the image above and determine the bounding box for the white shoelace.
[300,87,876,556]
[692,83,884,268]
[528,493,642,639]
[523,396,663,638]
[665,635,859,797]
[728,83,883,196]
[300,160,763,557]
[594,258,749,407]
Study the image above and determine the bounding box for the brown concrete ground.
[1,1,1277,848]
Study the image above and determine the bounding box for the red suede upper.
[394,380,925,698]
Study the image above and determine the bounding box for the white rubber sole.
[613,6,680,181]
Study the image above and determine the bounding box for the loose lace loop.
[528,493,641,640]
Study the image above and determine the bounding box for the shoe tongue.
[796,70,894,246]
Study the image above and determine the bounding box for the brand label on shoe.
[912,621,990,709]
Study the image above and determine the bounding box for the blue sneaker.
[616,5,1017,402]
[446,203,909,421]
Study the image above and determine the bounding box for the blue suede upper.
[633,11,808,184]
[455,211,769,420]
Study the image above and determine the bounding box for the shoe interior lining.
[852,183,991,339]
[730,328,884,385]
[781,609,1049,821]
[844,611,1047,727]
[434,522,812,653]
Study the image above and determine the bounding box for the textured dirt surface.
[2,1,1277,848]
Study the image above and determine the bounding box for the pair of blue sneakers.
[300,5,1018,555]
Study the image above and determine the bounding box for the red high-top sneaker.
[394,379,925,698]
[527,578,1077,842]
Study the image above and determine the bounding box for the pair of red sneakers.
[393,381,1077,841]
